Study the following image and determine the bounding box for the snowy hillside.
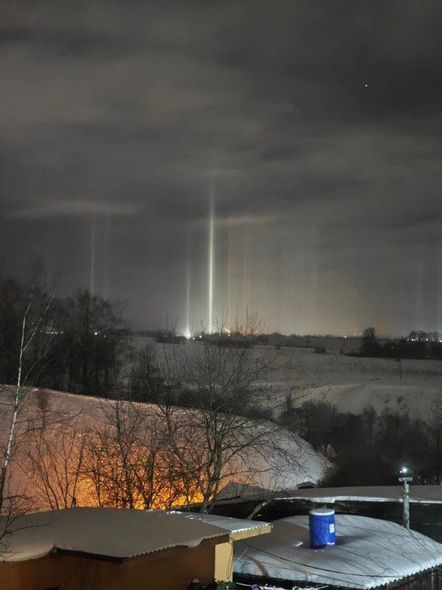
[296,382,442,421]
[149,343,442,420]
[0,387,329,507]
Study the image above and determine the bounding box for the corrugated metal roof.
[0,508,238,563]
[179,512,272,540]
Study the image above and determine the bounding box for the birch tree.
[0,273,54,513]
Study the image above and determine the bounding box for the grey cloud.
[7,199,138,220]
[0,25,137,60]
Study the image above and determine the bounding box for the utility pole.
[398,465,413,529]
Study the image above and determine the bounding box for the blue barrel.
[309,508,336,548]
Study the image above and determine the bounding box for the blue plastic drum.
[309,508,336,548]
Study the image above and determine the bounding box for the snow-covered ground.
[234,514,442,589]
[293,382,442,421]
[264,346,442,389]
[264,347,442,417]
[149,342,442,420]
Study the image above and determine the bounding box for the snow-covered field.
[264,345,442,389]
[294,383,442,421]
[149,342,442,421]
[240,345,442,420]
[272,348,442,420]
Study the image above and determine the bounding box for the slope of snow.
[0,388,329,505]
[297,383,442,421]
[234,514,442,589]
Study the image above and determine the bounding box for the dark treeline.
[358,327,442,360]
[0,273,128,397]
[281,397,442,485]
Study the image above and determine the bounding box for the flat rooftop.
[218,484,442,505]
[274,485,442,504]
[234,514,442,589]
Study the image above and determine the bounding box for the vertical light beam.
[208,185,215,334]
[185,224,192,339]
[89,215,96,296]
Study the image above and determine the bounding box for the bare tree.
[156,337,300,512]
[0,493,32,557]
[2,308,304,513]
[83,399,188,509]
[0,272,54,513]
[24,420,87,510]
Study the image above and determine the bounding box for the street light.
[398,465,413,529]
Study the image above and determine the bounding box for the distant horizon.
[131,326,441,341]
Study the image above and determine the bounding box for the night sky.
[1,1,442,336]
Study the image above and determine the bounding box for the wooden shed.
[0,508,271,590]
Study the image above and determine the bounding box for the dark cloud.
[0,25,137,60]
[1,0,442,335]
[7,198,138,219]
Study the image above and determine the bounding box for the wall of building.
[0,538,223,590]
[214,541,233,582]
[0,554,122,590]
[125,539,218,590]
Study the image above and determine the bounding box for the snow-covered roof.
[0,508,272,563]
[234,514,442,589]
[179,512,272,540]
[217,483,442,505]
[274,485,442,504]
[0,508,242,563]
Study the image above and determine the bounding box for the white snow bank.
[234,514,442,589]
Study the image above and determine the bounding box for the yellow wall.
[0,538,224,590]
[214,541,233,582]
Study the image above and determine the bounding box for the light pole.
[398,465,413,529]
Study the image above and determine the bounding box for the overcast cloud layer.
[1,0,442,335]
